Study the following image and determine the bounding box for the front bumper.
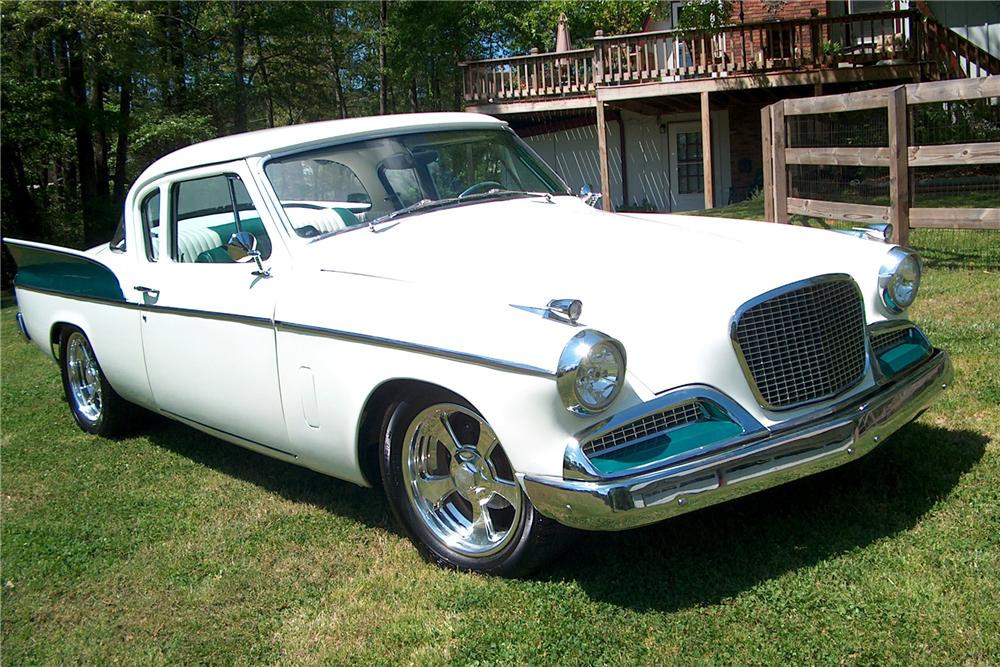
[521,349,952,531]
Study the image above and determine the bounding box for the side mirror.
[226,230,259,262]
[226,231,270,276]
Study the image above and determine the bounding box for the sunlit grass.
[2,236,998,664]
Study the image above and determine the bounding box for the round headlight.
[557,330,626,416]
[878,247,922,313]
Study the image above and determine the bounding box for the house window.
[677,131,704,194]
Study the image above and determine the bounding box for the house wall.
[926,0,1000,58]
[521,109,731,212]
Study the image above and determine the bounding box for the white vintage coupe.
[6,112,950,575]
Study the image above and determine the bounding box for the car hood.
[303,197,890,393]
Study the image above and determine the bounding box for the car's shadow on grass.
[143,419,985,611]
[142,418,400,534]
[538,422,986,612]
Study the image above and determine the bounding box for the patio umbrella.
[555,12,571,68]
[555,12,571,53]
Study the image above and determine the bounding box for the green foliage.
[7,1,657,252]
[674,0,734,36]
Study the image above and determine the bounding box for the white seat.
[176,227,224,263]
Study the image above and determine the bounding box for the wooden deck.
[461,9,998,113]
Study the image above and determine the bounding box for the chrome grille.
[582,401,704,457]
[870,327,910,355]
[733,277,867,410]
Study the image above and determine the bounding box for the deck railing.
[461,9,997,105]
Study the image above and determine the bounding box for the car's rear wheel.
[381,395,573,576]
[59,327,141,437]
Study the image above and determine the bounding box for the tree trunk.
[254,30,275,127]
[333,63,348,119]
[65,30,102,246]
[379,0,388,115]
[409,78,418,113]
[113,75,132,211]
[1,146,40,241]
[93,78,110,201]
[232,1,247,133]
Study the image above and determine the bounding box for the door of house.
[668,121,705,211]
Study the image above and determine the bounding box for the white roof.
[135,112,506,186]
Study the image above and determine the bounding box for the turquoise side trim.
[590,419,744,476]
[7,243,124,302]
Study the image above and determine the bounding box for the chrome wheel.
[66,332,103,423]
[402,403,523,557]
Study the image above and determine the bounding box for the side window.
[171,174,271,264]
[141,191,160,261]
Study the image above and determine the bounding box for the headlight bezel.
[557,329,627,416]
[878,247,922,314]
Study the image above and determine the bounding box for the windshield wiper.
[457,188,553,203]
[365,190,555,233]
[369,197,458,230]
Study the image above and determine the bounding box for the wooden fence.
[761,76,1000,246]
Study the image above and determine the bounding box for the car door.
[134,162,292,455]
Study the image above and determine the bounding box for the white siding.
[524,110,731,212]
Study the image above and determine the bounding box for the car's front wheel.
[59,327,141,437]
[381,395,572,576]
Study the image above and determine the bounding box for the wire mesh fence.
[779,96,999,270]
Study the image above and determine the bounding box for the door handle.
[134,285,159,294]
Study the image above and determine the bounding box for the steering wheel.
[458,181,502,199]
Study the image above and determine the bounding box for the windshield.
[264,128,570,238]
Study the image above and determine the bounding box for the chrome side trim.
[729,273,870,412]
[14,285,137,308]
[563,385,767,482]
[275,320,556,379]
[522,349,951,532]
[161,409,298,458]
[144,303,273,328]
[16,286,555,379]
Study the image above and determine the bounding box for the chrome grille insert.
[582,401,705,457]
[733,275,867,410]
[870,327,911,355]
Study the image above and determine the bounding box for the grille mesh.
[582,401,704,457]
[870,327,910,355]
[734,278,867,409]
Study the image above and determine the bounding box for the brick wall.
[735,0,829,24]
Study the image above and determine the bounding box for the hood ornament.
[511,299,583,325]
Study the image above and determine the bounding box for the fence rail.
[762,76,1000,245]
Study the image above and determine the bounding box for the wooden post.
[772,100,788,223]
[761,105,775,222]
[701,91,714,209]
[888,85,910,246]
[596,100,612,212]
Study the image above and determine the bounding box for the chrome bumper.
[521,349,952,531]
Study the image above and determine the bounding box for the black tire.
[59,326,141,437]
[380,391,574,576]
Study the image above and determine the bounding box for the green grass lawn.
[2,230,998,663]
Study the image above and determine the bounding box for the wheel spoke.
[423,412,462,455]
[483,477,519,507]
[474,425,498,458]
[470,500,495,543]
[415,473,456,509]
